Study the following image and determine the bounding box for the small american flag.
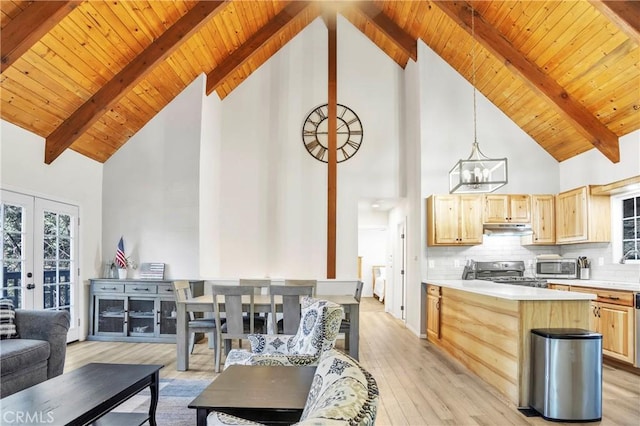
[115,237,127,268]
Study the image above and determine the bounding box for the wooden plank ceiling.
[1,1,638,164]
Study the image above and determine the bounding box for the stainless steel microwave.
[535,258,578,279]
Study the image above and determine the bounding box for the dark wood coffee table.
[189,365,315,426]
[0,363,163,426]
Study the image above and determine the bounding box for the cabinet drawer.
[125,284,158,294]
[427,284,441,297]
[93,283,124,293]
[571,286,633,306]
[157,284,175,296]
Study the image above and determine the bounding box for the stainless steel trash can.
[530,328,602,422]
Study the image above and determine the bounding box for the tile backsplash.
[425,235,640,283]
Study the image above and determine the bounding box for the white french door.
[1,190,79,341]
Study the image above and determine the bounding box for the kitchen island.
[423,280,595,408]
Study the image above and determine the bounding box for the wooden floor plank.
[65,297,640,425]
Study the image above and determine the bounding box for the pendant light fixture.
[449,5,507,194]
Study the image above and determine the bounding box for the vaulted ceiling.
[1,1,639,164]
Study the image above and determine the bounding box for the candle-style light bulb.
[473,167,481,182]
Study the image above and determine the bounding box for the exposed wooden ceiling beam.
[351,1,417,62]
[434,1,620,163]
[326,10,337,279]
[44,1,229,164]
[589,1,640,45]
[205,1,314,96]
[1,1,82,74]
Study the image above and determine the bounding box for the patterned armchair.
[224,297,343,368]
[207,349,379,426]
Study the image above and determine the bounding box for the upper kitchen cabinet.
[521,195,556,245]
[483,195,531,224]
[555,186,610,244]
[426,195,483,246]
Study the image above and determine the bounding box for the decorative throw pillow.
[0,299,18,339]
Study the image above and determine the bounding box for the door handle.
[26,283,35,290]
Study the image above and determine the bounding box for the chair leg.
[189,333,196,354]
[344,329,350,350]
[215,343,221,373]
[210,330,217,350]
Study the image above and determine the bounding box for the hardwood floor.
[66,297,639,425]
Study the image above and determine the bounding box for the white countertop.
[546,279,640,292]
[423,280,595,301]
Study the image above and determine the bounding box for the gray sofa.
[0,309,71,398]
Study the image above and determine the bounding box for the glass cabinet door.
[158,299,177,336]
[95,296,126,335]
[128,298,155,336]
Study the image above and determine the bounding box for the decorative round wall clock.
[301,103,363,163]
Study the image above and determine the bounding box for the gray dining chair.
[172,280,218,354]
[271,282,316,334]
[211,282,271,372]
[239,278,271,291]
[239,278,271,329]
[339,280,363,351]
[283,279,317,295]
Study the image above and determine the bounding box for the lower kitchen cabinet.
[426,285,441,341]
[570,286,635,364]
[89,279,203,343]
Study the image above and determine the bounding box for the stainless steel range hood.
[483,223,533,235]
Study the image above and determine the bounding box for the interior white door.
[1,190,79,342]
[397,220,407,321]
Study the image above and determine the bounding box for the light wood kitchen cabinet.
[548,283,570,291]
[483,194,531,223]
[426,285,441,341]
[569,286,635,364]
[555,186,610,244]
[426,195,483,246]
[521,195,555,245]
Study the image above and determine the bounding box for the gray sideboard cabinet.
[88,279,203,343]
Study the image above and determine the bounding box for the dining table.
[175,293,360,371]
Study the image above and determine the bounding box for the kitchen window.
[614,191,640,262]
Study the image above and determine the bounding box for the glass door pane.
[42,210,73,310]
[0,191,34,309]
[128,298,155,336]
[96,297,126,334]
[34,198,79,342]
[159,299,177,335]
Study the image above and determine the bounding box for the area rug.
[112,378,211,425]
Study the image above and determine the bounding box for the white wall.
[1,120,103,340]
[420,42,560,197]
[559,131,640,191]
[207,17,403,280]
[102,76,204,279]
[200,76,224,278]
